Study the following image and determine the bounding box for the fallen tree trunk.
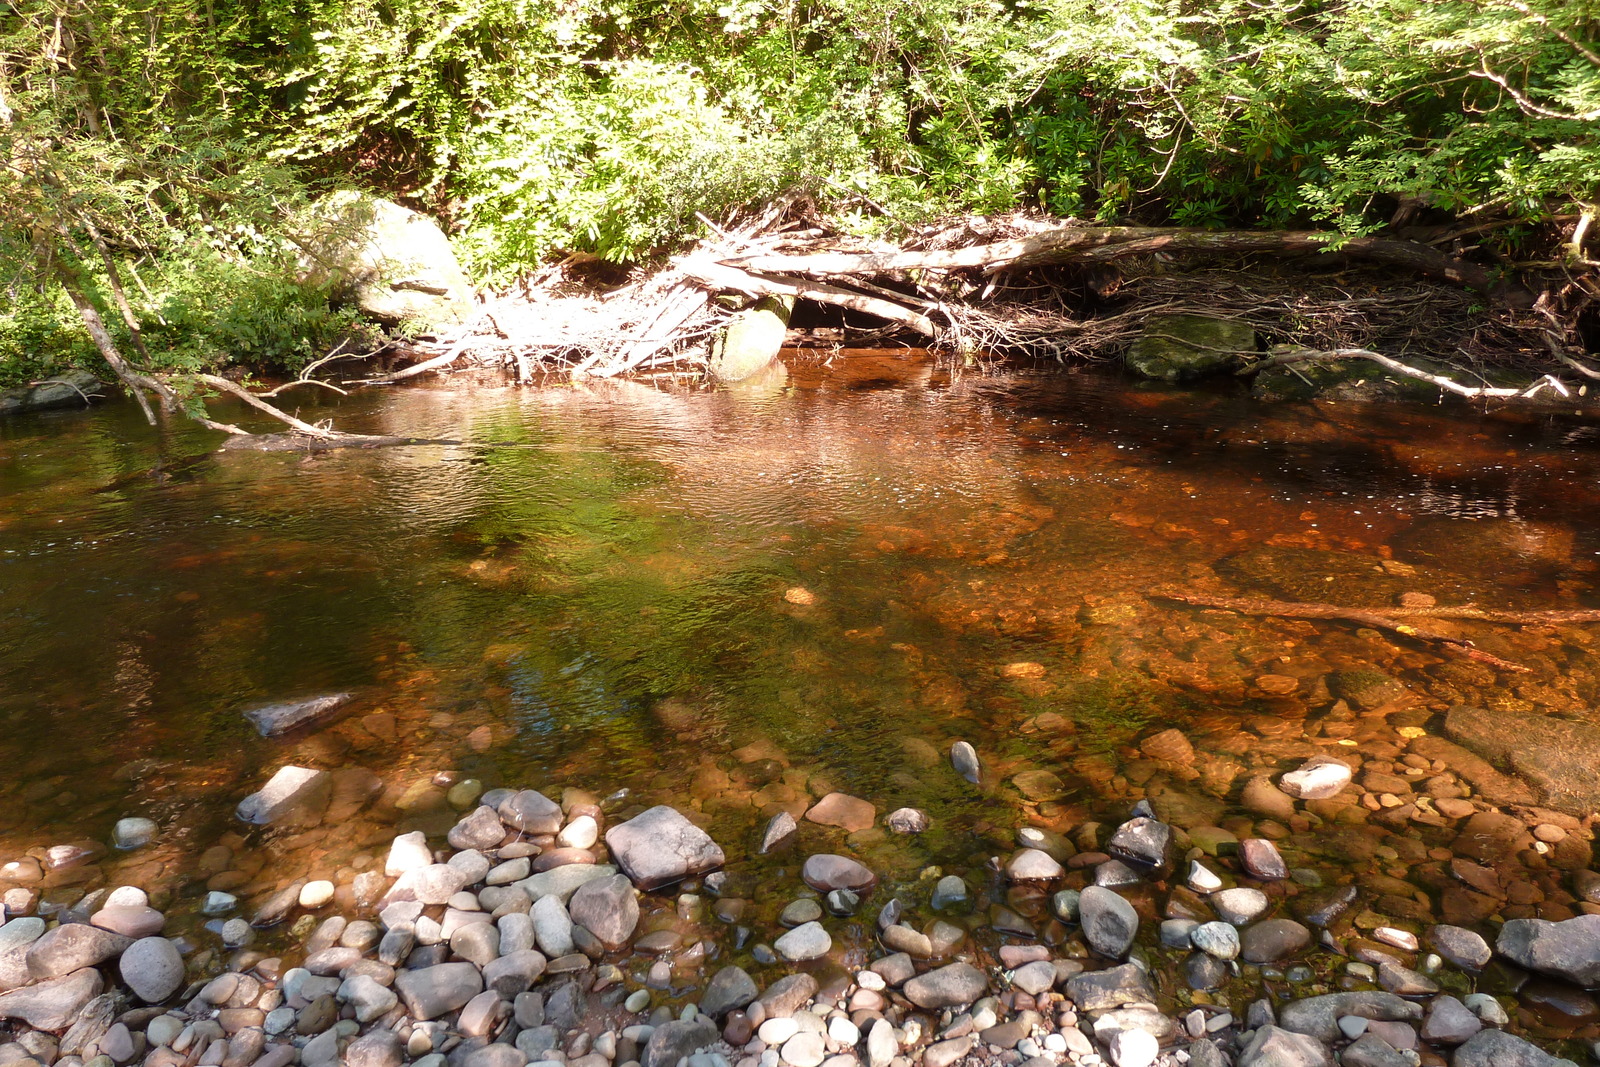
[725,225,1495,292]
[1159,592,1537,672]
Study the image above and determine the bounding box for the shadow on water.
[1,353,1599,1040]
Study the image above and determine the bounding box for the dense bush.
[1,0,1595,384]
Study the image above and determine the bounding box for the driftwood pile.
[370,203,1597,395]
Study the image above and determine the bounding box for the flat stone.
[759,812,797,854]
[530,894,574,957]
[448,806,507,852]
[119,937,183,1003]
[640,1018,718,1067]
[904,963,986,1009]
[0,967,104,1030]
[1452,1029,1578,1067]
[497,790,564,834]
[242,693,353,737]
[394,963,483,1020]
[804,793,875,832]
[111,818,158,851]
[1191,922,1240,960]
[517,863,617,904]
[1140,728,1195,762]
[1444,704,1600,814]
[1239,839,1288,881]
[1236,1025,1331,1067]
[700,965,758,1018]
[773,922,831,962]
[1278,757,1352,800]
[1064,963,1157,1012]
[1420,995,1481,1045]
[483,949,546,997]
[801,854,876,892]
[1079,886,1139,959]
[1497,913,1600,985]
[1211,887,1271,925]
[1277,992,1421,1043]
[605,806,724,890]
[757,973,819,1018]
[27,923,133,979]
[1340,1034,1409,1067]
[235,766,332,825]
[89,906,164,938]
[1006,848,1065,882]
[1240,919,1311,963]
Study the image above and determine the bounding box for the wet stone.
[605,806,724,890]
[1420,994,1481,1045]
[1429,924,1491,970]
[1241,918,1311,963]
[885,807,928,833]
[759,812,797,854]
[1191,921,1240,960]
[950,741,981,784]
[1239,839,1288,881]
[805,793,875,832]
[1211,887,1270,925]
[801,854,876,892]
[1496,913,1600,986]
[700,964,758,1018]
[1278,756,1353,801]
[1276,992,1421,1043]
[1185,951,1229,991]
[1107,817,1173,873]
[1080,886,1139,959]
[1006,848,1065,882]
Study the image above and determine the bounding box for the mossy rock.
[1126,314,1255,381]
[0,370,104,416]
[710,296,793,383]
[1252,356,1496,403]
[297,191,474,329]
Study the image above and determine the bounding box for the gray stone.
[1005,849,1065,882]
[482,949,546,997]
[0,967,104,1030]
[461,1046,523,1067]
[1236,1025,1331,1067]
[774,922,831,962]
[1010,960,1056,996]
[1451,1029,1578,1067]
[710,297,792,383]
[297,191,473,327]
[903,962,987,1009]
[1429,925,1491,970]
[931,876,969,912]
[801,854,876,893]
[758,973,819,1018]
[497,790,564,834]
[567,873,637,950]
[517,864,617,904]
[241,694,353,738]
[640,1018,718,1067]
[1191,922,1240,960]
[394,963,483,1020]
[118,937,183,1003]
[449,922,499,968]
[1240,918,1311,963]
[1444,705,1600,814]
[345,1028,403,1067]
[885,808,928,833]
[448,806,507,853]
[27,923,132,979]
[1278,756,1352,800]
[530,895,574,958]
[1107,817,1173,873]
[1277,992,1421,1043]
[0,371,104,417]
[1211,887,1270,925]
[1126,314,1254,381]
[866,1019,896,1067]
[1064,962,1157,1013]
[700,965,758,1018]
[1421,995,1482,1045]
[759,812,797,854]
[950,741,981,784]
[1341,1034,1410,1067]
[110,818,157,851]
[235,766,332,826]
[604,806,724,890]
[1239,839,1288,881]
[1496,913,1600,985]
[1079,886,1139,959]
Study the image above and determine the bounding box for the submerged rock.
[950,741,981,784]
[1496,914,1600,986]
[241,693,353,737]
[1444,705,1600,814]
[0,371,104,417]
[236,766,332,826]
[1079,886,1139,959]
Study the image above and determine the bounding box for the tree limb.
[1159,592,1532,672]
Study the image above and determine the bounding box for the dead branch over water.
[379,206,1593,397]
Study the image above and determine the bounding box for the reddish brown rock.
[804,793,877,833]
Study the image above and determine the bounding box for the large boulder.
[710,297,792,383]
[605,806,724,890]
[236,766,332,826]
[1443,705,1600,814]
[0,371,105,417]
[1126,314,1254,381]
[1496,914,1600,986]
[298,191,474,328]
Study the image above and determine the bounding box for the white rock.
[299,881,336,909]
[112,819,157,850]
[386,831,434,877]
[1110,1029,1159,1067]
[558,816,599,850]
[1277,756,1353,800]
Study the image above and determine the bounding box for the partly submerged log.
[1159,592,1537,672]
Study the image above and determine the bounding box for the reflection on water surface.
[2,353,1599,1015]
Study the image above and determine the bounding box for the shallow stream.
[3,351,1600,1049]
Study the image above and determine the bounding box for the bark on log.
[1159,592,1533,672]
[727,226,1494,292]
[680,257,940,337]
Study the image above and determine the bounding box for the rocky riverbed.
[0,721,1595,1067]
